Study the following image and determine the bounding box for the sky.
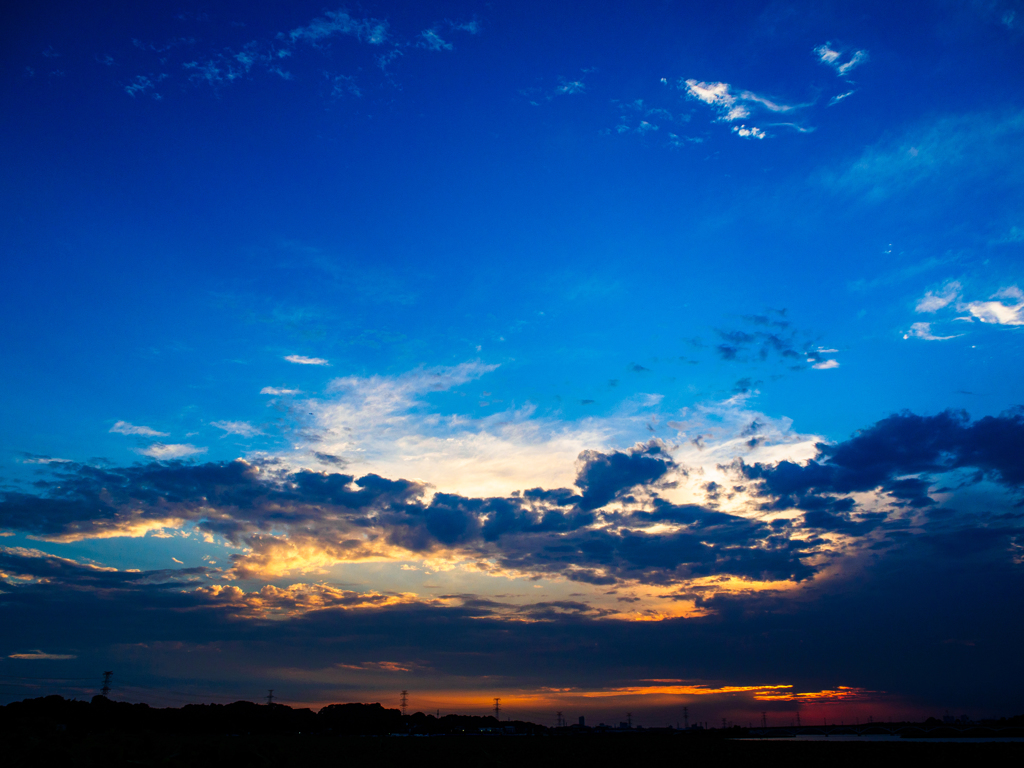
[1,0,1023,726]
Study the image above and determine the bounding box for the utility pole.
[683,706,688,729]
[101,671,113,697]
[400,690,408,717]
[266,690,274,706]
[493,697,501,720]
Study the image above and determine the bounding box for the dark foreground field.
[5,731,1023,768]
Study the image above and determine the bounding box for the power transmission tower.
[796,711,801,727]
[556,711,563,727]
[493,697,500,720]
[683,706,688,729]
[101,671,113,697]
[761,711,767,728]
[400,690,408,716]
[627,712,632,728]
[266,689,274,706]
[722,717,727,729]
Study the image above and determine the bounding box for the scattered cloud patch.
[110,421,168,437]
[261,387,302,395]
[915,282,962,313]
[285,354,330,366]
[418,29,452,51]
[732,125,765,139]
[812,359,840,369]
[212,421,262,438]
[904,322,960,341]
[680,78,806,138]
[284,9,389,46]
[814,43,868,76]
[135,443,208,459]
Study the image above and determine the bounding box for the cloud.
[909,282,1024,334]
[261,387,302,395]
[811,359,839,369]
[110,421,169,437]
[284,9,388,46]
[828,91,855,106]
[8,650,77,660]
[289,361,636,498]
[211,421,263,438]
[285,355,330,365]
[814,44,868,76]
[683,79,796,120]
[738,409,1024,523]
[825,111,1024,200]
[904,322,960,341]
[963,286,1024,326]
[135,443,208,459]
[915,282,962,312]
[732,125,765,139]
[418,29,452,51]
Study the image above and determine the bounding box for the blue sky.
[2,0,1023,723]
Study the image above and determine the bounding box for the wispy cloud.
[910,282,1024,332]
[284,9,389,46]
[814,43,868,76]
[915,281,962,312]
[135,443,207,459]
[261,386,302,395]
[681,78,806,138]
[211,421,263,438]
[418,29,452,51]
[8,650,77,660]
[110,420,168,437]
[285,354,330,366]
[824,111,1024,200]
[904,322,960,341]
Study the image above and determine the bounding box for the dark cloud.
[739,409,1024,531]
[574,442,674,511]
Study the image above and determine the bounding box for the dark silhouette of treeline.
[0,695,544,736]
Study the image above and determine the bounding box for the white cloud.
[266,360,827,505]
[814,43,868,76]
[904,322,960,341]
[915,282,962,313]
[812,359,840,369]
[135,443,208,459]
[110,420,169,437]
[8,650,77,660]
[212,421,262,437]
[682,79,802,135]
[964,286,1024,325]
[285,355,330,366]
[732,125,765,139]
[261,386,302,395]
[829,91,855,106]
[683,79,749,121]
[271,361,649,497]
